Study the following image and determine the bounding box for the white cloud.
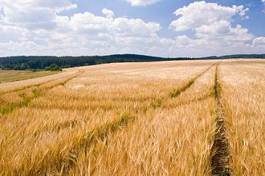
[0,0,77,30]
[0,25,27,42]
[61,12,160,37]
[52,12,162,56]
[252,37,265,46]
[0,1,164,56]
[102,8,115,18]
[126,0,161,6]
[195,21,253,42]
[167,1,265,56]
[170,1,248,32]
[0,0,264,57]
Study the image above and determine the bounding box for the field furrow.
[0,62,212,175]
[0,60,264,175]
[37,64,214,175]
[62,63,216,176]
[0,71,82,115]
[210,65,231,175]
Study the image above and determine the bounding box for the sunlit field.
[0,59,264,175]
[0,70,57,83]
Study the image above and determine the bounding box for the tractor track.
[169,63,216,98]
[0,70,82,95]
[210,65,231,176]
[166,91,213,109]
[0,71,82,115]
[19,64,216,176]
[14,113,136,176]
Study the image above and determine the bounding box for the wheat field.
[0,70,57,84]
[0,60,264,176]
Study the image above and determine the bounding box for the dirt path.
[210,65,231,175]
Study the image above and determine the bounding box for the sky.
[0,0,265,57]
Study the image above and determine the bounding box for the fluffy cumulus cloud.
[53,11,162,56]
[126,0,161,6]
[169,1,265,56]
[102,8,115,18]
[0,0,165,56]
[170,1,249,31]
[0,0,77,29]
[252,37,265,47]
[0,0,264,57]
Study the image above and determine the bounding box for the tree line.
[0,54,264,70]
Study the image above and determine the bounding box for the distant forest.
[0,54,264,70]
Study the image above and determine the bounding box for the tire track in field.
[165,91,213,109]
[0,72,82,115]
[151,64,216,108]
[30,89,214,144]
[34,65,215,111]
[0,70,81,95]
[0,97,5,105]
[16,113,136,176]
[169,63,215,98]
[21,64,216,175]
[210,65,231,176]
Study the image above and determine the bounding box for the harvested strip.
[210,65,231,175]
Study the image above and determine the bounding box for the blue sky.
[76,0,265,34]
[75,0,265,36]
[0,0,264,57]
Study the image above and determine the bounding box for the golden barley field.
[0,70,57,84]
[0,59,264,176]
